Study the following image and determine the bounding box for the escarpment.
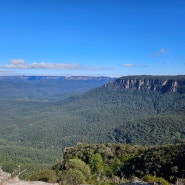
[111,75,185,93]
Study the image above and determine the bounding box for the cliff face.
[112,76,185,93]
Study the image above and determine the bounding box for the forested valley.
[0,75,185,184]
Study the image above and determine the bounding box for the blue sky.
[0,0,185,77]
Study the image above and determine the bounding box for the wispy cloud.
[158,48,167,53]
[11,59,25,65]
[1,59,113,71]
[177,56,185,62]
[139,64,148,68]
[149,48,168,57]
[123,63,135,67]
[3,59,80,69]
[122,64,148,68]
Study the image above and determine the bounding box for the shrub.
[28,169,57,183]
[143,174,169,185]
[60,169,86,185]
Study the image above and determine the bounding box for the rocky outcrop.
[0,168,58,185]
[112,75,185,93]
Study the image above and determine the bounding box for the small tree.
[64,158,91,179]
[60,169,86,185]
[143,174,169,185]
[28,170,57,183]
[89,153,104,173]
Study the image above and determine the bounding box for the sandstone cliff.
[111,75,185,93]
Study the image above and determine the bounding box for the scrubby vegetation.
[28,143,185,184]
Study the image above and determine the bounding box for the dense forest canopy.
[0,75,185,181]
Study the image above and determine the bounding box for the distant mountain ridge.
[108,75,185,93]
[0,75,115,100]
[0,75,114,82]
[2,75,185,94]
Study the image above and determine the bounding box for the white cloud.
[159,48,167,53]
[123,63,135,67]
[4,60,80,69]
[1,59,113,71]
[29,63,80,69]
[149,48,168,57]
[11,59,25,65]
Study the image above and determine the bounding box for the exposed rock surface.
[0,169,58,185]
[111,75,185,93]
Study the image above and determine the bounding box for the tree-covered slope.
[114,106,185,145]
[120,143,185,182]
[0,75,185,178]
[0,77,185,149]
[30,143,185,184]
[0,139,61,176]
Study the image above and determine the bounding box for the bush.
[143,174,169,185]
[28,170,57,183]
[60,169,86,185]
[64,158,91,179]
